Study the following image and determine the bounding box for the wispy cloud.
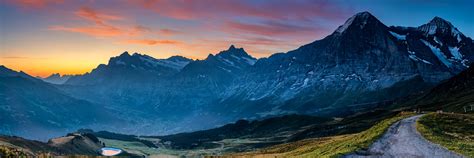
[1,56,47,59]
[74,6,124,25]
[158,28,181,36]
[224,21,324,36]
[49,25,123,37]
[48,7,180,45]
[134,25,152,32]
[49,7,131,37]
[121,39,181,45]
[127,0,345,53]
[5,0,64,9]
[132,0,350,21]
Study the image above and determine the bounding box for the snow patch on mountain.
[421,39,452,68]
[418,17,463,39]
[242,57,257,65]
[218,56,236,66]
[115,60,126,65]
[41,73,73,84]
[336,15,356,33]
[408,51,432,64]
[135,53,191,70]
[389,31,406,40]
[451,27,461,38]
[157,59,191,70]
[159,59,191,70]
[434,37,443,46]
[421,24,437,35]
[449,47,462,60]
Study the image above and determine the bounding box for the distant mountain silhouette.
[0,66,119,140]
[41,73,73,84]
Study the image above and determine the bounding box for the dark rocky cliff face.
[218,12,473,117]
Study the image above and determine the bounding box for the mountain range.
[41,73,73,85]
[1,11,473,139]
[0,66,123,140]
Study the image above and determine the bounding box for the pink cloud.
[49,25,123,37]
[49,7,147,38]
[48,6,182,46]
[74,6,124,25]
[158,28,181,36]
[131,0,350,21]
[224,21,325,37]
[5,0,64,9]
[128,0,347,50]
[134,25,152,32]
[122,39,181,45]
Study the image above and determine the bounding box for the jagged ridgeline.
[1,12,473,139]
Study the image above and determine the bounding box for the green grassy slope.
[229,112,414,158]
[153,115,332,150]
[417,113,474,157]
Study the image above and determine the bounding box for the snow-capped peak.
[417,16,462,37]
[204,45,257,69]
[41,73,72,84]
[108,51,192,70]
[335,11,377,33]
[216,45,255,59]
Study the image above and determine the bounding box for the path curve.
[345,115,464,158]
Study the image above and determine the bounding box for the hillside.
[0,133,100,156]
[400,63,474,112]
[0,132,139,157]
[229,112,415,157]
[0,66,119,140]
[96,109,402,156]
[152,115,332,150]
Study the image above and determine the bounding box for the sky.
[0,0,473,77]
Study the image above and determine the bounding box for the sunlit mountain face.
[0,1,473,157]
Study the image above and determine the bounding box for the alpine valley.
[1,11,473,157]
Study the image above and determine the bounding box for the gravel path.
[344,115,464,158]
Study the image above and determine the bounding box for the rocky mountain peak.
[353,11,374,20]
[334,11,383,34]
[118,51,131,57]
[132,52,142,56]
[0,65,34,80]
[217,45,253,58]
[109,52,157,65]
[44,73,61,79]
[167,56,193,62]
[214,45,257,65]
[106,51,193,71]
[108,52,133,66]
[0,65,18,76]
[0,65,12,73]
[229,44,237,50]
[418,16,461,37]
[42,73,72,84]
[429,16,454,27]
